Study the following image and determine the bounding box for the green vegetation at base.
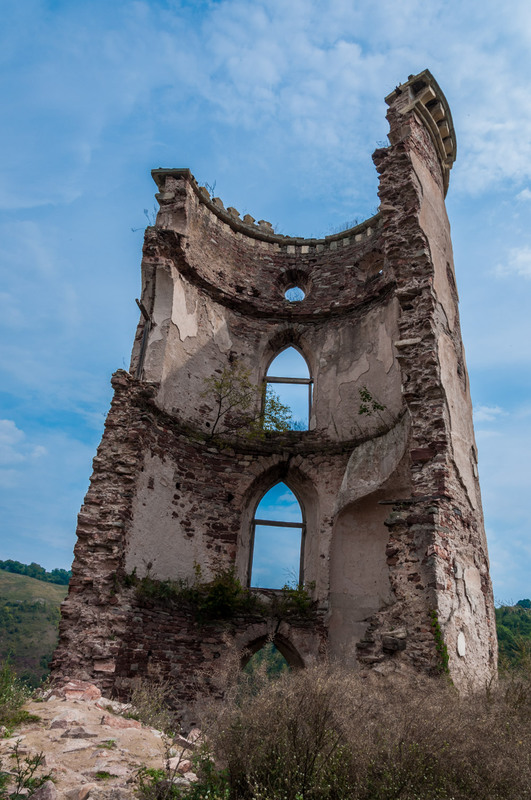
[127,566,263,622]
[126,679,176,734]
[0,660,38,732]
[94,771,113,781]
[0,743,51,800]
[429,609,450,675]
[243,642,289,678]
[0,571,67,688]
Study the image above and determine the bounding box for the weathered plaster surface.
[171,275,199,341]
[53,70,496,715]
[329,492,397,655]
[126,453,202,580]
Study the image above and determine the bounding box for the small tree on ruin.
[202,361,293,439]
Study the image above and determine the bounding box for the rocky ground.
[0,681,199,799]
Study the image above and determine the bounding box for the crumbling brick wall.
[52,70,497,713]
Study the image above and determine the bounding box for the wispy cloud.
[256,484,303,524]
[0,419,46,467]
[4,0,531,216]
[495,246,531,279]
[0,423,95,565]
[0,419,46,487]
[473,405,507,423]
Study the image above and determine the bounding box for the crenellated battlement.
[152,167,382,252]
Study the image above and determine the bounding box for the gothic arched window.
[249,482,305,589]
[265,347,312,431]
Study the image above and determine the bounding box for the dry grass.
[127,677,177,735]
[0,660,33,731]
[193,657,531,800]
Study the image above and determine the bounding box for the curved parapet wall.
[53,71,496,714]
[149,169,385,319]
[152,167,381,245]
[385,69,456,195]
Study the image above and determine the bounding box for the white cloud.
[473,405,506,423]
[256,484,303,523]
[0,420,25,466]
[186,0,531,195]
[476,417,531,602]
[495,246,531,279]
[488,524,531,606]
[0,419,47,477]
[2,0,530,215]
[0,425,95,568]
[517,188,531,202]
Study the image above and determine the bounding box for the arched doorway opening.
[241,634,305,674]
[243,642,289,678]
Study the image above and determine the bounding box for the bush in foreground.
[0,660,33,732]
[140,653,531,800]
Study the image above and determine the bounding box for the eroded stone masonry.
[52,70,497,719]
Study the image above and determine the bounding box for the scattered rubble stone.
[0,683,171,799]
[50,713,81,729]
[31,781,58,799]
[53,682,102,702]
[168,756,192,773]
[186,727,203,743]
[61,727,98,739]
[100,714,142,730]
[64,786,95,800]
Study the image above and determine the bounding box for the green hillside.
[0,571,67,687]
[0,570,67,604]
[496,600,531,664]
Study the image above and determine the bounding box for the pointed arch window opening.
[248,482,306,590]
[265,346,313,432]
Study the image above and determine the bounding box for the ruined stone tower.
[53,70,497,713]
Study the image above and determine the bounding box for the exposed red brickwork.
[53,70,496,714]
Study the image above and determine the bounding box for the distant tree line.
[0,560,71,586]
[496,599,531,664]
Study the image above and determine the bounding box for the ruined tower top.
[385,69,456,194]
[150,68,456,258]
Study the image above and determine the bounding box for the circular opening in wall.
[285,286,305,302]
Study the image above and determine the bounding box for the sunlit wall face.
[266,347,311,430]
[250,482,304,589]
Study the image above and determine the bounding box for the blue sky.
[252,483,303,589]
[267,347,310,428]
[1,0,530,604]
